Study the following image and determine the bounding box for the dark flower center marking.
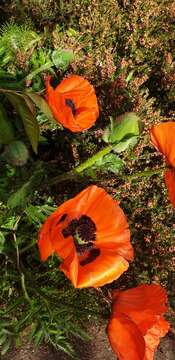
[65,98,76,115]
[80,248,101,266]
[62,215,97,254]
[56,213,67,225]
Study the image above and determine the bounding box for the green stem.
[49,142,167,186]
[25,62,53,81]
[49,145,113,186]
[74,145,112,173]
[21,273,32,304]
[122,167,167,181]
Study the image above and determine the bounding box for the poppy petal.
[46,75,99,132]
[150,122,175,167]
[60,250,79,287]
[38,185,133,288]
[111,284,168,334]
[164,169,175,207]
[144,317,170,360]
[77,250,129,288]
[107,313,146,360]
[83,187,133,261]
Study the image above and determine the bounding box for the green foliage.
[0,1,175,358]
[4,140,29,167]
[0,201,105,357]
[0,103,15,145]
[52,49,74,71]
[103,113,140,145]
[94,154,124,175]
[0,22,40,69]
[6,92,39,153]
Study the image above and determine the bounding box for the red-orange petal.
[111,284,168,335]
[83,187,133,261]
[150,122,175,167]
[38,185,133,288]
[144,317,170,360]
[164,169,175,207]
[107,313,146,360]
[45,75,99,132]
[77,251,129,288]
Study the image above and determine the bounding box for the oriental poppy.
[45,75,99,132]
[150,122,175,207]
[107,284,170,360]
[38,185,133,288]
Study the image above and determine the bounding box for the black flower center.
[65,98,76,115]
[62,215,97,253]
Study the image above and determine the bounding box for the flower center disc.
[65,98,77,115]
[62,215,96,253]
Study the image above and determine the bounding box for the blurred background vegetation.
[0,0,175,357]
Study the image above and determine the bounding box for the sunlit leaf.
[113,136,138,153]
[27,92,56,123]
[95,153,124,174]
[103,112,140,144]
[6,93,39,153]
[52,49,74,71]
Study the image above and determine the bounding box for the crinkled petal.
[144,317,170,360]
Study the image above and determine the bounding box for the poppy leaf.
[103,112,140,144]
[52,49,74,71]
[6,92,39,153]
[7,181,31,209]
[95,153,124,174]
[113,136,138,153]
[0,103,15,145]
[26,92,57,124]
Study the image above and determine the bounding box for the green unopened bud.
[4,140,29,167]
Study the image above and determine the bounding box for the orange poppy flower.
[107,284,170,360]
[38,185,133,288]
[45,75,99,132]
[150,122,175,207]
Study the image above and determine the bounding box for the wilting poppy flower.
[107,284,170,360]
[45,75,99,132]
[150,122,175,207]
[38,185,133,288]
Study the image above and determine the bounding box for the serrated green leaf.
[113,136,138,153]
[0,231,5,253]
[103,112,140,144]
[52,49,74,71]
[95,153,124,174]
[6,93,39,153]
[7,181,30,209]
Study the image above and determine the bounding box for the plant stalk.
[49,143,167,186]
